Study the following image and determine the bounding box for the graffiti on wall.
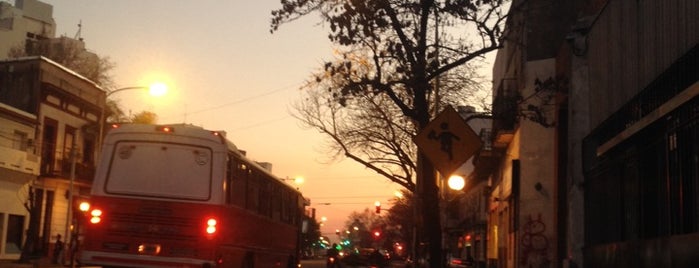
[520,213,550,267]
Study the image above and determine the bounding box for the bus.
[78,123,305,268]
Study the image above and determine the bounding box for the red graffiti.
[520,213,550,267]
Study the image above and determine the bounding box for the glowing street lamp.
[448,175,465,191]
[283,176,304,187]
[98,83,168,149]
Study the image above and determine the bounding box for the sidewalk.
[0,257,64,268]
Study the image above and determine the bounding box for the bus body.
[79,124,304,268]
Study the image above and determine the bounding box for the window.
[246,172,259,212]
[12,130,27,151]
[64,126,76,160]
[104,142,213,200]
[229,157,247,207]
[82,138,94,164]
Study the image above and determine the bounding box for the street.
[301,259,407,268]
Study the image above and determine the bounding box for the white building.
[0,0,56,58]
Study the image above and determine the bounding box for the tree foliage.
[385,190,414,252]
[300,215,322,255]
[344,208,386,248]
[130,111,158,124]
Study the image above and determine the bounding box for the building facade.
[470,0,699,267]
[0,56,105,260]
[0,0,56,58]
[575,0,698,266]
[0,98,39,259]
[481,0,580,267]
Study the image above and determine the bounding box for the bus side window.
[225,156,232,204]
[281,190,289,223]
[247,171,259,212]
[259,178,270,217]
[272,185,281,221]
[229,156,247,207]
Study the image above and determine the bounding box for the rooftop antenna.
[183,104,188,123]
[74,20,83,41]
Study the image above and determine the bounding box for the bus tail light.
[205,218,217,235]
[90,209,103,224]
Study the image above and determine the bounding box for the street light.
[448,175,466,191]
[283,176,304,190]
[98,83,168,150]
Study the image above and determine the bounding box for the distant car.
[342,248,390,267]
[447,255,474,268]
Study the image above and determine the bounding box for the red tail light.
[205,218,217,234]
[156,126,174,133]
[90,209,103,224]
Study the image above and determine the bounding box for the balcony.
[491,78,519,148]
[469,128,501,183]
[0,145,40,177]
[60,158,96,183]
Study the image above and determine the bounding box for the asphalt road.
[301,259,407,268]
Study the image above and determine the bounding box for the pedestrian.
[52,234,64,264]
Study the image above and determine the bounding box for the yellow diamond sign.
[413,106,482,177]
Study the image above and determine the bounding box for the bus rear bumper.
[79,250,217,268]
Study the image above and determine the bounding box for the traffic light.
[374,231,381,238]
[374,201,381,214]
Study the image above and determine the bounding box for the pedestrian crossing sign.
[413,106,482,177]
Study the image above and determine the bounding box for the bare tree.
[272,1,509,266]
[292,51,488,192]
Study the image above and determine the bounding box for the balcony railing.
[492,78,519,147]
[60,159,96,182]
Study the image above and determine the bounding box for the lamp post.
[97,83,167,150]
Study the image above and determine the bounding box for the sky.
[41,0,405,238]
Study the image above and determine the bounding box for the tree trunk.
[417,153,443,268]
[19,188,42,263]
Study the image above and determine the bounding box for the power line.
[182,82,300,117]
[158,82,300,123]
[230,115,291,131]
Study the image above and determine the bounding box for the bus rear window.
[105,141,213,200]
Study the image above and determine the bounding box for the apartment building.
[0,0,56,58]
[0,94,38,259]
[0,56,105,260]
